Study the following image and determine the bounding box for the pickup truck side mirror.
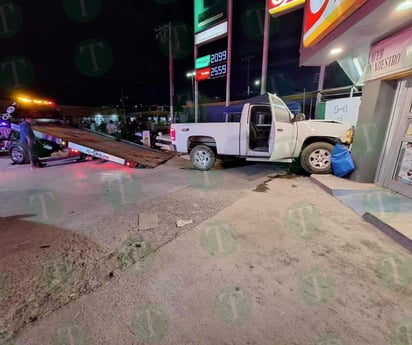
[294,113,305,122]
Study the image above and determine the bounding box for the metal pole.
[247,58,250,96]
[317,64,326,91]
[225,0,232,107]
[194,45,199,123]
[261,0,270,95]
[169,22,174,123]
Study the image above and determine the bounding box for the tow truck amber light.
[16,96,54,106]
[170,127,176,141]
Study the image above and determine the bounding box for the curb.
[310,175,412,254]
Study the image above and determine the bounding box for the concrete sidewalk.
[311,174,412,253]
[14,176,412,345]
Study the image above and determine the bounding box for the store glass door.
[387,79,412,198]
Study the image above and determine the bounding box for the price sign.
[210,63,227,79]
[196,49,227,80]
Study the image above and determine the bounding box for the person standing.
[106,120,117,135]
[20,115,45,169]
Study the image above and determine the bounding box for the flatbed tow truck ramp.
[31,125,175,168]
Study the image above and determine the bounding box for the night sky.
[1,0,350,108]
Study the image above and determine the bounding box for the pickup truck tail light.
[170,127,176,141]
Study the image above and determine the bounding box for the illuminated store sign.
[303,0,367,47]
[269,0,305,17]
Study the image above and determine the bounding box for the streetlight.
[186,71,195,103]
[254,79,260,95]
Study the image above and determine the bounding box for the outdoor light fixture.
[330,47,343,55]
[396,0,412,11]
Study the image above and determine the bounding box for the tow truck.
[2,95,174,168]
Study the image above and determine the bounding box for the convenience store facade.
[291,0,412,198]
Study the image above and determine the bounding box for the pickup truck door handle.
[277,128,283,132]
[181,128,190,132]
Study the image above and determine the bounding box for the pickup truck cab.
[170,93,354,174]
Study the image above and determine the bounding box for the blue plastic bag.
[331,143,355,177]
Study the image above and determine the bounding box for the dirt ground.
[0,171,248,341]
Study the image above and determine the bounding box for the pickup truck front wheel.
[300,142,334,174]
[190,145,216,171]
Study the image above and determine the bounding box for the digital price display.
[210,64,227,78]
[195,49,227,81]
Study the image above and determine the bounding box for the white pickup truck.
[170,93,354,174]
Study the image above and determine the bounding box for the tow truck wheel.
[300,142,334,174]
[9,145,29,164]
[190,145,216,171]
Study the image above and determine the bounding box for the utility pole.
[155,22,174,122]
[120,89,127,122]
[261,0,270,95]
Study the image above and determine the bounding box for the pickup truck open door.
[268,93,297,161]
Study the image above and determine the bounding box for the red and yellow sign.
[303,0,368,47]
[269,0,305,16]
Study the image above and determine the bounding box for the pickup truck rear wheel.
[190,145,216,171]
[300,142,334,174]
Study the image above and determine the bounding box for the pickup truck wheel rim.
[194,150,211,167]
[308,148,330,169]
